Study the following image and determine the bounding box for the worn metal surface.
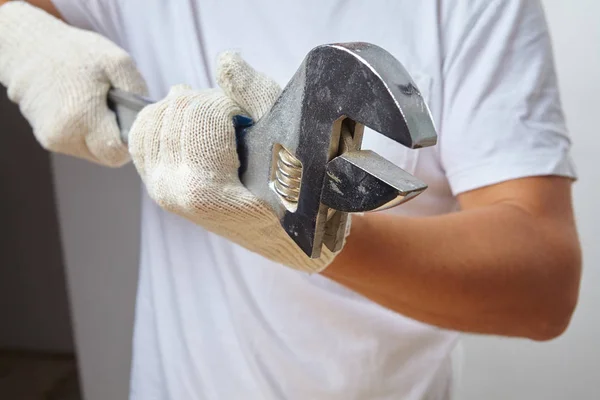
[322,150,428,213]
[110,42,438,258]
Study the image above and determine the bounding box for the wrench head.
[239,42,437,258]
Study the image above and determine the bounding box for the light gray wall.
[457,1,600,399]
[0,89,73,353]
[51,1,599,400]
[51,157,141,400]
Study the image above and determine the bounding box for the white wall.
[458,1,600,399]
[51,1,600,400]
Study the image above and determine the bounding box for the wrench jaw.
[240,42,438,259]
[321,150,428,213]
[325,42,438,150]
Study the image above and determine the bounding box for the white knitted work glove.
[0,2,147,166]
[129,53,343,273]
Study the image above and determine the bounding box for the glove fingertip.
[86,108,131,167]
[215,51,243,94]
[215,50,281,120]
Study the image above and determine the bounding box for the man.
[0,0,581,399]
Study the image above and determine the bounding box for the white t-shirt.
[51,1,576,399]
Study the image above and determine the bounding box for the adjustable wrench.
[108,42,438,258]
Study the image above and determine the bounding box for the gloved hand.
[129,52,345,273]
[0,1,147,167]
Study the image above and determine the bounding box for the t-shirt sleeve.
[440,0,576,195]
[50,0,125,45]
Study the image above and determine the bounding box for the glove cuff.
[262,235,342,274]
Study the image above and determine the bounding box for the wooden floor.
[0,351,81,400]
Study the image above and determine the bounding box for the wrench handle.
[107,88,153,144]
[108,88,254,178]
[232,114,254,177]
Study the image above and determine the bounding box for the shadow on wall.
[0,88,80,397]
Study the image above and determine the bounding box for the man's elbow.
[527,244,582,341]
[529,299,577,342]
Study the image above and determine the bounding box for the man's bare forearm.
[323,176,581,341]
